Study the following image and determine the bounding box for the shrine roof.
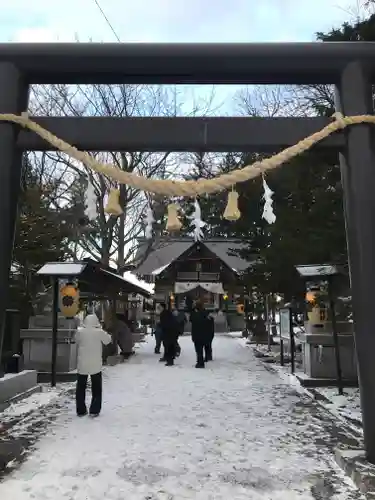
[134,238,254,276]
[37,258,153,297]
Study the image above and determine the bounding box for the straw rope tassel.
[223,190,241,221]
[166,203,182,232]
[104,188,123,216]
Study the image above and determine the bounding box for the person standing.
[110,313,135,359]
[159,303,178,366]
[190,300,214,368]
[75,313,112,417]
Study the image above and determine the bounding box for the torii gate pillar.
[0,63,29,375]
[340,61,375,462]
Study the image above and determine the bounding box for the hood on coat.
[82,314,101,328]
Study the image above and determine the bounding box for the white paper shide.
[190,199,206,241]
[144,206,155,239]
[84,178,98,221]
[262,176,276,224]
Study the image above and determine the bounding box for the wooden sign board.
[279,307,291,340]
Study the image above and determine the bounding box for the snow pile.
[1,386,69,424]
[0,386,75,469]
[317,387,362,426]
[226,331,249,348]
[0,337,363,500]
[226,330,244,338]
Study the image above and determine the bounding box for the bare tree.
[28,82,217,269]
[235,83,337,121]
[234,85,305,118]
[364,0,375,9]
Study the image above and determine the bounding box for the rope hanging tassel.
[104,188,123,216]
[144,206,155,239]
[84,178,98,221]
[223,190,241,221]
[262,176,276,224]
[190,199,206,241]
[166,203,182,232]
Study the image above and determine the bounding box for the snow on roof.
[295,264,338,277]
[136,240,192,275]
[123,271,154,295]
[151,263,171,276]
[37,262,86,276]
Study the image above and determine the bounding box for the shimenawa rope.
[0,111,368,197]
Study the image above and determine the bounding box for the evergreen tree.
[10,158,78,315]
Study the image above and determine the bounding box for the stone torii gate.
[0,42,374,459]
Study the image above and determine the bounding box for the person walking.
[153,321,163,354]
[190,300,214,368]
[205,310,216,362]
[172,309,186,357]
[75,313,112,417]
[159,303,178,366]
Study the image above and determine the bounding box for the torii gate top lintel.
[0,42,375,84]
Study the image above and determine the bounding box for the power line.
[92,0,121,42]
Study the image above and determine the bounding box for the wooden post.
[51,278,59,388]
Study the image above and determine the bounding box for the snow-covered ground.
[0,335,364,499]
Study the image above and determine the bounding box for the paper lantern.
[59,283,80,318]
[305,291,316,303]
[236,303,244,315]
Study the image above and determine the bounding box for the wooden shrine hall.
[135,238,256,331]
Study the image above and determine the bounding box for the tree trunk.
[271,294,278,336]
[117,183,127,273]
[100,241,110,268]
[117,214,125,273]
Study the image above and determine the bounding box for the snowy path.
[0,335,364,500]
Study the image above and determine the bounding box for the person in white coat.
[75,313,112,417]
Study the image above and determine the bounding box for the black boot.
[195,363,205,368]
[159,357,166,362]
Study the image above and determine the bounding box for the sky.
[0,0,365,44]
[0,0,365,117]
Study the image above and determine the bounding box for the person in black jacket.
[172,309,186,357]
[190,300,214,368]
[159,303,178,366]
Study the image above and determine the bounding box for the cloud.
[1,0,361,44]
